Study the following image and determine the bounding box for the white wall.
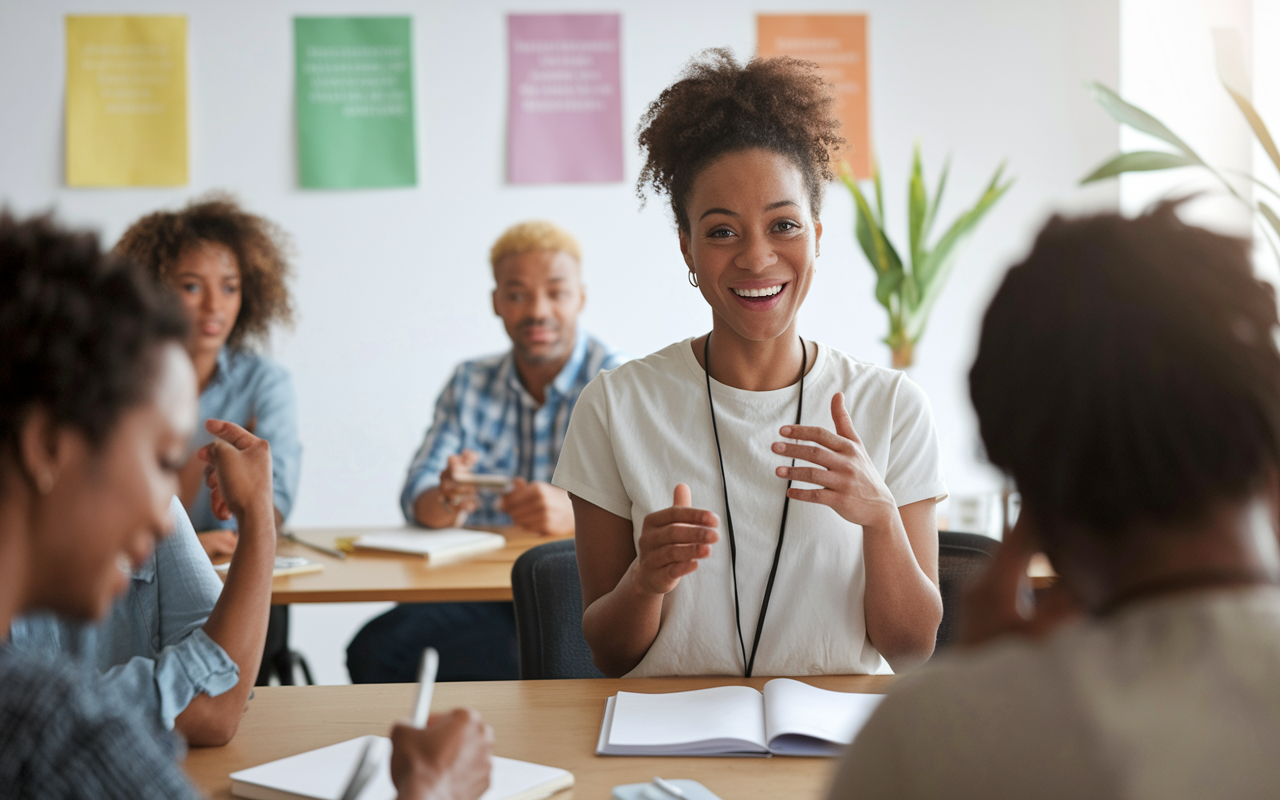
[0,0,1120,683]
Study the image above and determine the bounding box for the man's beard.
[514,319,567,365]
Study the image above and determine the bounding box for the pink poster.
[508,14,624,184]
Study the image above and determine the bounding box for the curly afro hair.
[0,210,188,469]
[970,201,1280,537]
[637,48,845,232]
[114,193,295,351]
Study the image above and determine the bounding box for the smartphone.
[453,473,512,490]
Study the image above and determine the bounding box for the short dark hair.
[114,193,294,351]
[970,202,1280,536]
[0,211,188,468]
[636,48,845,233]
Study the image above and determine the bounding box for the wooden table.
[265,527,569,605]
[186,675,892,800]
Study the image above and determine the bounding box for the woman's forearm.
[862,507,943,672]
[176,505,276,746]
[581,563,666,677]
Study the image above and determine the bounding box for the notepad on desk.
[596,678,885,757]
[352,528,506,564]
[215,556,324,579]
[230,735,572,800]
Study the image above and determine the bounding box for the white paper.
[604,685,767,755]
[761,679,885,756]
[230,736,570,800]
[353,528,505,562]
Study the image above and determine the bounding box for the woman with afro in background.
[553,50,946,678]
[117,196,303,684]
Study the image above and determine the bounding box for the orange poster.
[757,14,870,179]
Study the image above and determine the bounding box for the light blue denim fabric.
[400,331,627,525]
[8,497,238,730]
[189,347,302,531]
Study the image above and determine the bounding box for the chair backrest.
[511,539,605,680]
[935,530,1000,650]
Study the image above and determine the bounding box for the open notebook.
[597,678,885,757]
[230,735,572,800]
[352,528,506,564]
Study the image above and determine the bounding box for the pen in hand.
[413,647,439,728]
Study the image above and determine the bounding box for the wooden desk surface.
[266,527,569,605]
[186,675,892,800]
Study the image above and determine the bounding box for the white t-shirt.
[553,338,947,677]
[829,586,1280,800]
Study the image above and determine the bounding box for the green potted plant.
[841,149,1012,368]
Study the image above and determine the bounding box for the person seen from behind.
[830,202,1280,798]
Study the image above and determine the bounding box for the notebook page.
[761,679,886,757]
[230,736,570,800]
[606,685,768,754]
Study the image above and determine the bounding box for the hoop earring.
[688,271,699,288]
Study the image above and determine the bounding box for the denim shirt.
[401,331,627,525]
[190,347,302,531]
[8,497,238,730]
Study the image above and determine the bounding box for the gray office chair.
[935,530,1000,649]
[511,539,605,679]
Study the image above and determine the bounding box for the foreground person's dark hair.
[0,211,188,463]
[971,201,1280,535]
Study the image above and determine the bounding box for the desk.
[186,675,892,800]
[266,527,569,605]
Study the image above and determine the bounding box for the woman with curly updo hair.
[553,50,946,678]
[116,196,302,562]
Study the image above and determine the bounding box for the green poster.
[295,17,416,188]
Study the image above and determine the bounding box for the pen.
[413,647,439,728]
[652,777,687,799]
[283,529,347,560]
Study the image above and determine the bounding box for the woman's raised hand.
[772,392,898,530]
[630,484,719,596]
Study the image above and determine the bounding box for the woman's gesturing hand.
[772,393,898,530]
[197,418,274,524]
[630,484,719,596]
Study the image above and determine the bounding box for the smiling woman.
[553,50,948,678]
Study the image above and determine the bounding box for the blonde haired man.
[348,221,626,683]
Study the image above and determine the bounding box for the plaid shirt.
[401,331,627,525]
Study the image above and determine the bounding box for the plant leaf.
[1259,201,1280,255]
[923,155,950,243]
[1221,86,1280,179]
[910,167,1013,338]
[876,264,905,309]
[873,164,886,225]
[1086,82,1204,164]
[908,144,927,275]
[844,172,904,290]
[1080,150,1198,184]
[1213,29,1280,177]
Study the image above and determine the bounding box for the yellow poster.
[758,15,870,179]
[65,16,188,186]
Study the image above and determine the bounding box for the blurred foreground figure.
[0,211,491,800]
[831,203,1280,799]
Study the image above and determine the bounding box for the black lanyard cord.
[704,333,806,678]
